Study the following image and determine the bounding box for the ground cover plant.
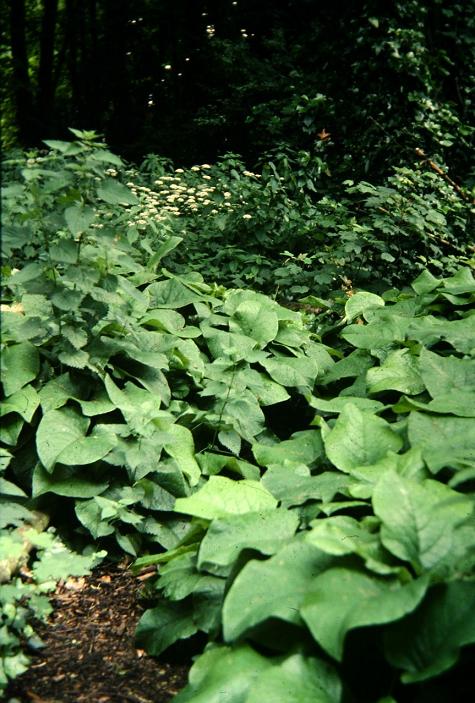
[1,134,475,700]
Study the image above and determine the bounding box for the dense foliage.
[1,133,475,699]
[2,0,474,188]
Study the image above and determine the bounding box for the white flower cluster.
[100,164,262,231]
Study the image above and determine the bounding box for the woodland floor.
[5,564,190,703]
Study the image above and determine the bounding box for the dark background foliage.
[2,0,474,184]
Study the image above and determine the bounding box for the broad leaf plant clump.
[1,133,474,700]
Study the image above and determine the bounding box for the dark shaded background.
[1,0,474,182]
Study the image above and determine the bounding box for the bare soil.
[5,563,190,703]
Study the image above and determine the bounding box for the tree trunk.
[9,0,36,143]
[37,0,59,135]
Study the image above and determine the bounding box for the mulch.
[5,563,190,703]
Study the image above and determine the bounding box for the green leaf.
[149,278,205,308]
[1,342,39,396]
[223,392,266,442]
[408,412,475,472]
[205,329,257,361]
[372,470,472,571]
[58,346,89,369]
[163,423,201,486]
[0,415,24,445]
[198,509,299,575]
[231,300,279,346]
[411,269,440,294]
[62,325,88,350]
[385,581,475,682]
[64,204,95,236]
[38,373,79,412]
[308,395,384,414]
[301,567,428,660]
[306,516,375,557]
[341,315,410,350]
[403,392,475,418]
[253,430,322,468]
[321,350,373,386]
[218,429,241,455]
[173,644,271,703]
[36,407,115,471]
[262,465,350,507]
[245,653,342,703]
[324,404,403,473]
[36,407,89,471]
[32,463,109,497]
[441,267,475,295]
[367,349,425,395]
[97,178,138,205]
[260,356,319,389]
[345,292,385,322]
[32,544,106,581]
[147,236,183,270]
[136,601,198,656]
[223,541,333,641]
[408,316,475,355]
[0,384,39,422]
[237,368,290,406]
[175,476,277,520]
[418,348,475,398]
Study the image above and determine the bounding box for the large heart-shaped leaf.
[174,476,277,520]
[324,404,403,472]
[301,567,428,660]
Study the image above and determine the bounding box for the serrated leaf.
[32,545,106,581]
[62,325,88,349]
[58,346,89,369]
[64,205,95,236]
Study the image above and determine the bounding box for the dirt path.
[6,564,189,703]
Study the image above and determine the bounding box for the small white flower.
[164,64,172,70]
[175,168,185,173]
[243,214,252,220]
